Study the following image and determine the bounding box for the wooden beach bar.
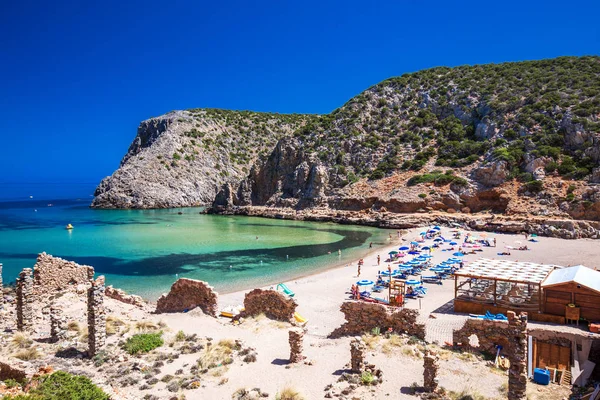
[453,259,564,323]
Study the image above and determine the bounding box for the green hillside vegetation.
[291,56,600,185]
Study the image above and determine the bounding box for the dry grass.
[67,321,80,332]
[381,334,403,354]
[271,321,289,329]
[13,347,42,361]
[11,333,33,349]
[106,315,125,335]
[457,351,477,362]
[276,385,305,400]
[198,342,234,371]
[447,389,489,400]
[135,320,159,332]
[79,326,89,342]
[361,334,380,349]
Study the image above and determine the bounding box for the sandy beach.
[153,226,599,399]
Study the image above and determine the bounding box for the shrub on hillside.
[124,332,164,355]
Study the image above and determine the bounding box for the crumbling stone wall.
[0,262,3,305]
[423,350,440,392]
[155,278,218,316]
[33,252,94,295]
[0,362,27,383]
[16,268,34,332]
[329,301,425,339]
[453,311,528,400]
[243,289,297,321]
[289,328,305,363]
[106,285,145,307]
[87,276,106,357]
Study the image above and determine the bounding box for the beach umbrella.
[453,252,464,257]
[380,270,396,276]
[388,251,398,255]
[450,242,458,246]
[410,241,419,245]
[399,246,410,251]
[408,251,420,255]
[433,226,441,230]
[428,229,437,233]
[406,279,421,285]
[421,246,431,250]
[433,238,443,242]
[531,234,538,237]
[421,255,433,259]
[357,280,374,286]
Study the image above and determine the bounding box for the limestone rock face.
[472,161,510,187]
[92,111,311,209]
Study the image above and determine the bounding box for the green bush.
[3,371,109,400]
[418,193,427,198]
[524,180,544,193]
[407,172,467,187]
[123,332,164,355]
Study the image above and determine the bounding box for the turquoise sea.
[0,199,391,300]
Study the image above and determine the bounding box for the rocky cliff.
[92,109,318,208]
[95,57,600,232]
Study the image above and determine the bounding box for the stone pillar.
[0,263,3,305]
[350,337,366,373]
[423,350,440,392]
[507,311,528,400]
[289,328,305,363]
[87,276,106,357]
[16,268,34,332]
[50,305,67,342]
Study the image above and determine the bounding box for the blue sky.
[1,0,599,200]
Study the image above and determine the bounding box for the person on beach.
[369,242,373,248]
[493,238,497,247]
[338,249,341,256]
[377,255,380,265]
[357,264,361,277]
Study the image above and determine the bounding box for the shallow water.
[0,199,391,299]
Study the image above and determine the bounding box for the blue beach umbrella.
[420,232,426,235]
[433,226,441,230]
[453,252,465,257]
[410,241,419,245]
[399,246,410,251]
[357,280,374,286]
[450,242,458,245]
[421,246,431,250]
[421,255,433,259]
[433,238,443,242]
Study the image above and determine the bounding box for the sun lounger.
[421,275,443,285]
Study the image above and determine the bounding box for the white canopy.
[455,258,557,284]
[542,265,600,294]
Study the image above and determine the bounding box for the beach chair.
[421,275,443,285]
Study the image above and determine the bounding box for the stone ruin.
[87,276,106,357]
[49,304,67,342]
[33,252,94,295]
[350,337,366,373]
[0,361,27,384]
[16,268,34,332]
[0,262,3,305]
[105,285,145,308]
[243,289,297,322]
[288,328,305,363]
[423,349,439,392]
[155,278,218,317]
[329,301,425,339]
[453,311,528,400]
